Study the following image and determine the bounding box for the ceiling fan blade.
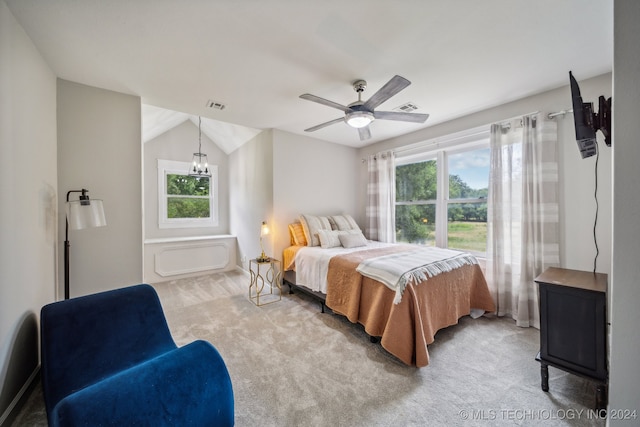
[374,111,429,123]
[362,75,411,111]
[358,126,371,141]
[300,94,351,113]
[304,117,344,132]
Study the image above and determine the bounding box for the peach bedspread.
[325,247,496,367]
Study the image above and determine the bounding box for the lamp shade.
[67,199,107,231]
[188,116,211,177]
[261,221,269,237]
[190,152,211,177]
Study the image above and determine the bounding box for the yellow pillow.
[288,223,307,246]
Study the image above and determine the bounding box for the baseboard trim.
[235,265,250,278]
[0,366,40,427]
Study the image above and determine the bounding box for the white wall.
[229,130,274,271]
[57,80,143,297]
[143,120,230,238]
[272,129,359,260]
[229,129,359,272]
[358,73,613,276]
[0,2,57,423]
[142,120,236,282]
[609,0,640,421]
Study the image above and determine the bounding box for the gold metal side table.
[249,258,282,306]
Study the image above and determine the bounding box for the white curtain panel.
[486,115,559,328]
[366,151,396,243]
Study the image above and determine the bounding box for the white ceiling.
[141,105,262,154]
[6,0,613,151]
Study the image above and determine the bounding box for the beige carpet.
[13,271,605,426]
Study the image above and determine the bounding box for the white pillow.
[317,230,343,249]
[299,214,331,247]
[339,232,368,248]
[329,214,361,231]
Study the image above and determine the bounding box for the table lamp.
[257,221,270,262]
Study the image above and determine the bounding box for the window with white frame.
[395,129,490,256]
[157,159,218,229]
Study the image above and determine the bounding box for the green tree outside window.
[395,148,489,253]
[166,174,211,219]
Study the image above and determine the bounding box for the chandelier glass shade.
[189,116,211,177]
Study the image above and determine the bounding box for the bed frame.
[283,270,382,343]
[283,270,326,313]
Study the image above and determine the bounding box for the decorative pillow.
[329,214,361,231]
[299,214,331,247]
[317,230,343,249]
[288,223,307,246]
[339,231,368,248]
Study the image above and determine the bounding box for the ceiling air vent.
[393,102,419,113]
[206,100,226,110]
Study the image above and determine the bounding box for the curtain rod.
[492,110,541,129]
[547,108,573,119]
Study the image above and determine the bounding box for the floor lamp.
[64,189,107,299]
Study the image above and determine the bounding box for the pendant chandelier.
[189,116,211,177]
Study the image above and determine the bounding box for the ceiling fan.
[299,75,429,141]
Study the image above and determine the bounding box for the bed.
[283,214,496,368]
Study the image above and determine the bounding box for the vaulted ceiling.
[6,0,613,151]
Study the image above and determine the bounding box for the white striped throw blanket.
[356,247,478,304]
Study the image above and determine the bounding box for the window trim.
[157,159,219,229]
[395,128,489,255]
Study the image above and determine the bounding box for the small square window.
[158,160,218,228]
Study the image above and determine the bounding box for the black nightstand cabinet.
[535,267,608,409]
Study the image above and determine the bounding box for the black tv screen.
[569,71,597,159]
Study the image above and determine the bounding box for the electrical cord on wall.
[593,141,599,274]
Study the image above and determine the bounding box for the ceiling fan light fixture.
[301,75,425,138]
[345,111,374,128]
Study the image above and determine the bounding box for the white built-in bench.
[143,235,237,282]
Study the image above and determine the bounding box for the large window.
[158,160,218,228]
[396,158,438,246]
[395,132,489,255]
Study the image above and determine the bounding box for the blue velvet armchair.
[40,284,234,426]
